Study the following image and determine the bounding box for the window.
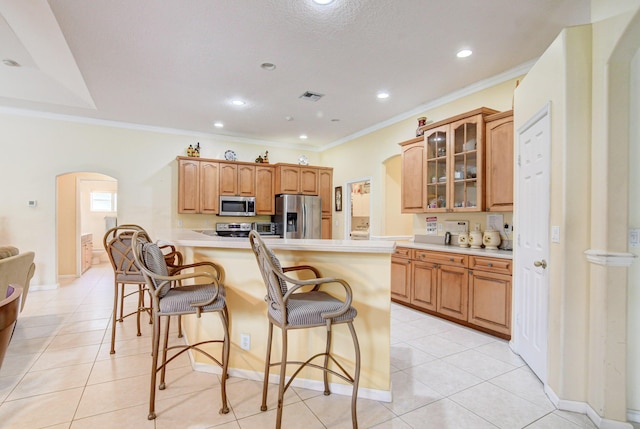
[90,192,117,212]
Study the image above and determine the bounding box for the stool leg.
[275,327,287,429]
[159,315,171,389]
[218,307,230,414]
[110,281,119,354]
[148,312,161,420]
[261,322,274,411]
[118,284,125,321]
[136,285,143,336]
[348,321,361,429]
[177,315,183,338]
[323,324,332,395]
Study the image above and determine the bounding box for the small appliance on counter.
[252,222,277,236]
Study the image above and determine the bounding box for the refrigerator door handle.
[302,203,306,237]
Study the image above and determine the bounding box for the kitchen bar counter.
[157,229,394,401]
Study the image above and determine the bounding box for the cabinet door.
[277,166,300,194]
[200,161,219,214]
[401,140,425,212]
[436,265,469,321]
[391,255,411,303]
[321,215,332,239]
[450,114,484,211]
[424,125,449,212]
[469,270,512,335]
[300,167,319,195]
[412,261,437,311]
[485,113,514,211]
[318,168,333,215]
[237,164,256,196]
[255,165,275,215]
[219,163,238,196]
[178,158,200,213]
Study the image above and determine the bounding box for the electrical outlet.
[177,219,183,227]
[474,223,481,231]
[240,334,250,350]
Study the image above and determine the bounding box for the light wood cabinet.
[468,256,512,335]
[390,247,412,303]
[485,110,514,212]
[318,168,333,215]
[275,165,319,195]
[255,165,275,215]
[400,137,425,212]
[81,233,92,273]
[178,158,219,214]
[400,107,501,214]
[321,215,332,240]
[219,163,255,197]
[391,247,512,338]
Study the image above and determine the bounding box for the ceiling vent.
[299,91,324,102]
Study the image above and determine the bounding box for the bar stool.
[248,231,361,429]
[103,225,183,354]
[131,231,230,420]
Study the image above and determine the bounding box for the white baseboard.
[545,384,634,429]
[627,409,640,423]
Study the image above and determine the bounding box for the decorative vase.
[469,231,483,249]
[483,230,501,250]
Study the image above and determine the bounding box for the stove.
[216,222,252,237]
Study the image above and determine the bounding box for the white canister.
[469,231,483,249]
[483,230,501,250]
[457,233,469,247]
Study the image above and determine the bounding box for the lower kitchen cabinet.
[390,247,412,303]
[468,256,512,335]
[391,247,512,338]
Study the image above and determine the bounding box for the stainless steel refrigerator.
[273,195,322,239]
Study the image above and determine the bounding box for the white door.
[513,103,551,382]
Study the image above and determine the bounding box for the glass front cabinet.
[423,108,498,213]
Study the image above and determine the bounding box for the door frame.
[343,176,372,240]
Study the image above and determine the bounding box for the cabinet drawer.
[469,256,512,275]
[393,247,412,259]
[413,250,467,267]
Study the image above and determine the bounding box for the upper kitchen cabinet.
[275,164,319,195]
[484,110,514,212]
[219,163,255,197]
[400,107,500,213]
[318,167,333,215]
[255,165,276,215]
[399,137,425,213]
[178,157,219,214]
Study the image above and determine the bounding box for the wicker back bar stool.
[103,224,183,354]
[248,231,361,429]
[131,231,230,420]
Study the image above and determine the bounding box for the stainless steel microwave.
[219,196,256,216]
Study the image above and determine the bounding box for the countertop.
[396,240,513,259]
[157,229,396,254]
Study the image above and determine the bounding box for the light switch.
[551,226,560,243]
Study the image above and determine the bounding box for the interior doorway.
[56,172,117,277]
[344,178,371,240]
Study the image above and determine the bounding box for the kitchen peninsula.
[157,229,396,401]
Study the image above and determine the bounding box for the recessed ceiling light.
[300,135,308,139]
[261,62,276,71]
[313,0,334,4]
[377,92,390,99]
[2,59,20,67]
[457,49,473,58]
[231,99,246,106]
[213,121,224,128]
[285,116,294,121]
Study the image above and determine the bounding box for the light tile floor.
[0,263,634,428]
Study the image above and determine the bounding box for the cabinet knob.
[487,262,493,267]
[449,258,454,262]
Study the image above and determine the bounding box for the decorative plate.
[224,150,237,161]
[298,154,309,165]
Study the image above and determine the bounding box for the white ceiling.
[0,0,590,149]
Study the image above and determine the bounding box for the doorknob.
[533,259,547,269]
